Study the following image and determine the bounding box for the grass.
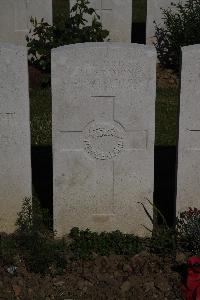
[133,0,147,23]
[156,87,179,146]
[30,89,52,146]
[30,86,179,146]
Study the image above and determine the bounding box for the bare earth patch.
[0,250,183,299]
[157,64,179,89]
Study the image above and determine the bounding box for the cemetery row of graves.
[0,0,200,237]
[0,0,188,45]
[2,0,200,298]
[0,41,198,237]
[0,40,186,299]
[0,40,198,300]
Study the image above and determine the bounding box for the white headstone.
[177,44,200,214]
[0,43,32,233]
[146,0,187,44]
[52,43,156,237]
[0,0,52,45]
[70,0,132,42]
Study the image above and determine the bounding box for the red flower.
[182,256,200,299]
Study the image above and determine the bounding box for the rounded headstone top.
[52,42,156,55]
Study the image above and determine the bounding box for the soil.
[0,250,184,299]
[29,66,44,89]
[157,64,179,89]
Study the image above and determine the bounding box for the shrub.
[26,0,109,73]
[69,227,143,260]
[154,0,200,71]
[177,207,200,254]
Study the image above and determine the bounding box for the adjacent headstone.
[177,44,200,214]
[0,43,32,233]
[52,43,156,237]
[70,0,132,42]
[146,0,186,44]
[0,0,52,45]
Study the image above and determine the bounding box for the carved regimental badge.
[83,121,126,160]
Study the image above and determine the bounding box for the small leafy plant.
[177,207,200,254]
[16,197,51,234]
[27,0,109,74]
[154,0,200,71]
[15,198,67,274]
[69,227,143,260]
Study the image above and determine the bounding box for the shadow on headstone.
[31,146,53,226]
[31,145,177,231]
[154,146,177,227]
[132,22,146,44]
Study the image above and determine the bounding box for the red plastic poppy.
[182,256,200,300]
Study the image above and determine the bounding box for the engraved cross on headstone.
[60,96,147,215]
[92,0,112,20]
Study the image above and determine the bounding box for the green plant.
[16,197,51,234]
[22,232,67,274]
[15,198,67,274]
[154,0,200,71]
[177,207,200,254]
[27,0,109,73]
[69,227,142,260]
[15,197,32,234]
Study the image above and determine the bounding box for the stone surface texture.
[70,0,132,42]
[52,43,156,237]
[146,0,187,44]
[177,44,200,214]
[0,0,52,45]
[0,43,32,233]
